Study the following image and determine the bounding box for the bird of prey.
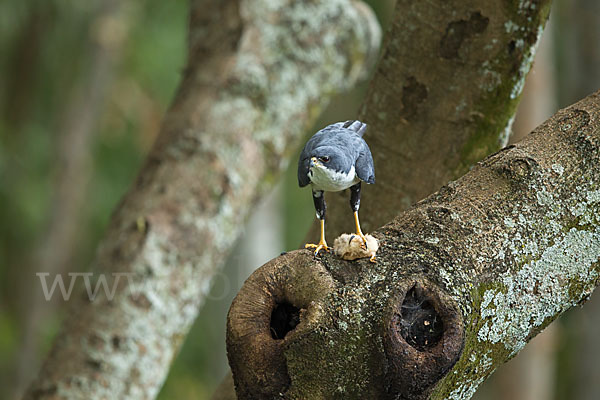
[297,120,375,255]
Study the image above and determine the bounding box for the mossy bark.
[227,91,600,399]
[311,0,552,242]
[23,1,379,399]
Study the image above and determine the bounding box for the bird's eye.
[320,156,330,163]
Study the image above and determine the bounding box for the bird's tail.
[343,120,368,137]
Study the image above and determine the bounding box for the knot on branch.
[226,251,334,399]
[557,109,599,161]
[482,145,540,185]
[401,76,428,119]
[439,11,489,59]
[383,280,464,399]
[558,109,590,134]
[494,155,539,184]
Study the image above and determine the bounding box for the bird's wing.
[297,139,315,187]
[297,154,311,187]
[343,120,368,137]
[355,140,375,184]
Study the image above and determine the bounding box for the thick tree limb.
[24,1,379,399]
[227,90,600,399]
[315,0,552,240]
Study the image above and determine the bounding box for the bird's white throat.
[308,164,359,192]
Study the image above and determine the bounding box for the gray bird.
[298,120,375,255]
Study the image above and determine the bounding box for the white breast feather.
[308,165,359,192]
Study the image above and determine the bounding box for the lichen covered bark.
[316,0,552,241]
[24,1,380,399]
[430,103,600,399]
[227,91,600,399]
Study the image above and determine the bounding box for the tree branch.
[24,1,380,398]
[227,90,600,399]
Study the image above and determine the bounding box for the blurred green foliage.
[0,0,186,397]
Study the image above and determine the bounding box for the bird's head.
[307,146,349,174]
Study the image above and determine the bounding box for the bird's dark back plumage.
[297,120,375,188]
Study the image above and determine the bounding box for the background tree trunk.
[226,89,600,399]
[23,1,380,398]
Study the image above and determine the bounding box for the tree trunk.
[23,1,379,399]
[226,90,600,399]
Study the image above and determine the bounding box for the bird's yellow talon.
[305,242,329,255]
[305,219,329,256]
[353,211,369,250]
[359,235,368,250]
[349,233,368,250]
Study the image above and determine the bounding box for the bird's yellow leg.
[353,211,368,249]
[305,219,329,255]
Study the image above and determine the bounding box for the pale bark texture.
[311,0,552,241]
[472,20,559,400]
[227,90,600,399]
[24,1,380,399]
